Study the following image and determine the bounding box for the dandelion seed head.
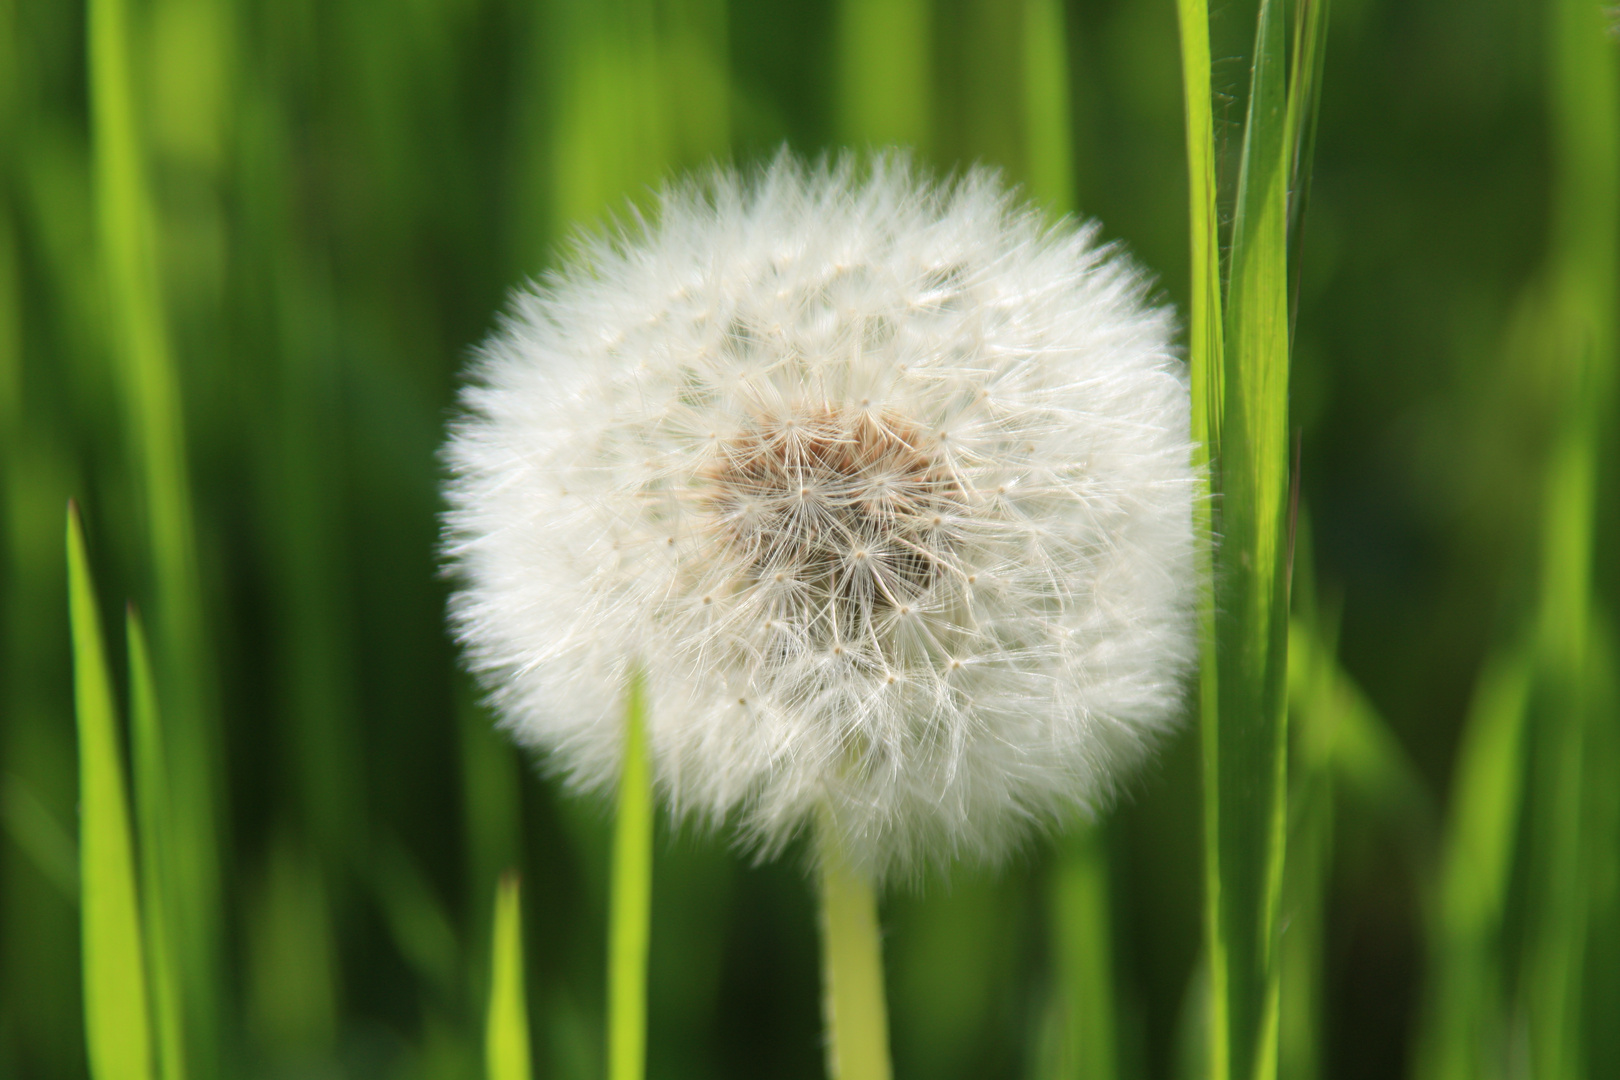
[444,154,1198,882]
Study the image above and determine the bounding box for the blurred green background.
[2,0,1616,1078]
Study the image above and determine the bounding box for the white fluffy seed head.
[443,154,1198,883]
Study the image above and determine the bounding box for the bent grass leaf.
[69,504,154,1080]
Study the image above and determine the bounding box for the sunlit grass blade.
[1412,647,1531,1080]
[1021,0,1075,215]
[87,0,220,1063]
[1043,827,1117,1080]
[486,872,531,1080]
[1286,608,1434,1080]
[818,818,892,1080]
[1581,614,1620,1079]
[1173,0,1226,1066]
[1283,0,1330,340]
[1522,4,1617,1078]
[608,670,653,1080]
[68,503,154,1080]
[1205,0,1294,1077]
[126,607,185,1080]
[836,0,932,151]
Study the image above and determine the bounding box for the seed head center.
[704,406,961,627]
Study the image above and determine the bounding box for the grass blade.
[1412,647,1532,1080]
[68,503,154,1080]
[87,0,221,1063]
[836,0,932,151]
[1044,827,1118,1080]
[608,670,653,1080]
[1208,0,1293,1077]
[1283,0,1330,342]
[486,872,531,1080]
[126,607,185,1080]
[1021,0,1076,215]
[1173,1,1227,1068]
[1522,5,1618,1077]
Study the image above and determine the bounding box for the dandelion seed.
[443,154,1198,882]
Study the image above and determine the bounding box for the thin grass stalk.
[1172,0,1227,1063]
[1282,0,1330,343]
[1046,829,1118,1080]
[836,0,932,151]
[1413,649,1532,1080]
[817,820,892,1080]
[1524,3,1618,1076]
[1021,0,1075,216]
[1209,1,1293,1077]
[486,873,532,1080]
[86,0,220,1064]
[126,607,186,1080]
[608,671,653,1080]
[68,504,154,1080]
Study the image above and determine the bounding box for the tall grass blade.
[1044,828,1118,1080]
[1283,0,1330,341]
[1413,648,1532,1080]
[87,0,220,1063]
[608,670,653,1080]
[1522,4,1618,1077]
[1582,614,1620,1080]
[1210,0,1294,1077]
[1021,0,1075,215]
[126,607,185,1080]
[68,503,154,1080]
[1172,0,1226,1065]
[486,873,531,1080]
[836,0,932,151]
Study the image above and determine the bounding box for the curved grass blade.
[68,503,154,1080]
[486,872,531,1080]
[608,669,653,1080]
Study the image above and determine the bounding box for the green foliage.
[3,2,1615,1078]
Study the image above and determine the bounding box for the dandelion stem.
[607,669,653,1080]
[817,817,892,1080]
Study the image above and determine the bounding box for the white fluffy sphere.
[443,155,1197,882]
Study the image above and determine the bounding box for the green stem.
[817,818,892,1080]
[608,670,653,1080]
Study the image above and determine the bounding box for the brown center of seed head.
[703,406,962,627]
